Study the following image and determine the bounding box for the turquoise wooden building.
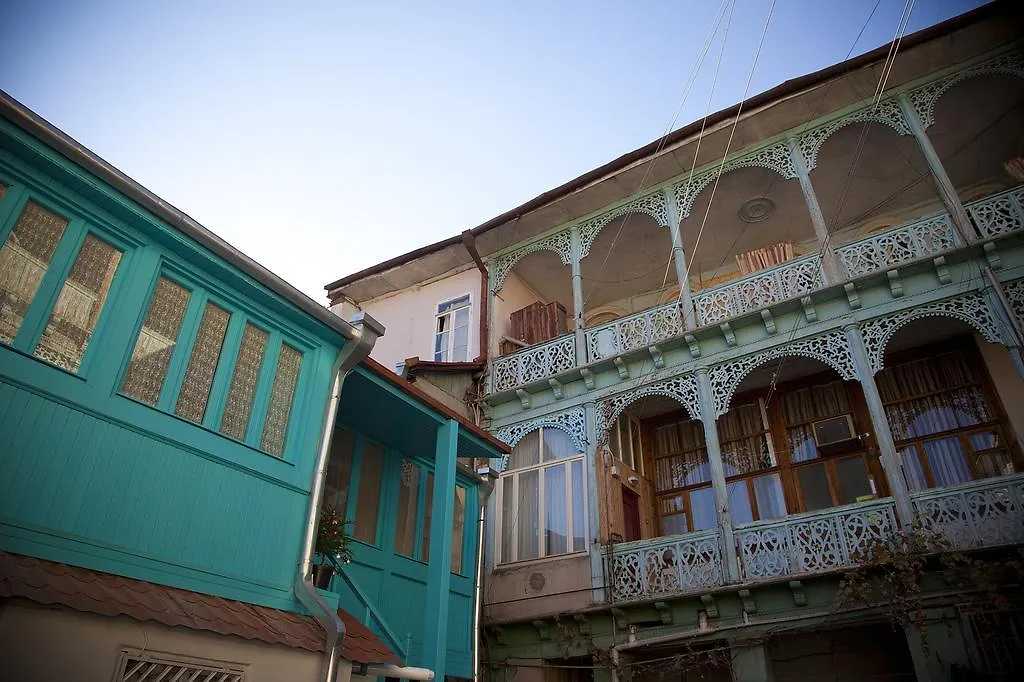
[0,90,507,682]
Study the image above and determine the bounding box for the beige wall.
[483,554,592,622]
[0,600,361,682]
[492,271,547,355]
[334,267,482,371]
[976,336,1024,452]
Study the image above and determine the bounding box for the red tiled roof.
[0,552,400,666]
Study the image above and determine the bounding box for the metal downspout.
[295,312,384,682]
[473,467,497,682]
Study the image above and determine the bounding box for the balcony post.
[663,187,697,330]
[786,137,841,283]
[843,324,915,526]
[897,93,975,243]
[695,369,740,581]
[570,225,587,365]
[423,418,459,682]
[584,401,606,603]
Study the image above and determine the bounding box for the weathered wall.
[0,600,359,682]
[976,335,1024,453]
[483,553,593,622]
[493,271,547,355]
[338,267,482,371]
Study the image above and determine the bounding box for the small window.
[174,302,231,423]
[260,343,302,456]
[220,322,269,440]
[451,486,467,574]
[354,442,384,543]
[121,276,191,404]
[115,649,245,682]
[395,459,420,557]
[434,294,471,362]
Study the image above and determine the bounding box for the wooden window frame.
[434,292,472,363]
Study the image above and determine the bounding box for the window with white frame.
[497,427,586,563]
[434,294,470,362]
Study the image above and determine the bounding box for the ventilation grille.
[117,650,245,682]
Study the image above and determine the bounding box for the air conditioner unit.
[812,414,860,456]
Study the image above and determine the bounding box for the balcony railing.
[492,334,577,392]
[586,301,685,361]
[693,254,824,327]
[605,529,723,603]
[736,499,898,581]
[912,474,1024,551]
[966,185,1024,238]
[836,213,961,278]
[489,186,1024,394]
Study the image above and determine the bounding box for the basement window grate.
[115,649,246,682]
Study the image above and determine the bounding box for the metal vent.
[116,650,245,682]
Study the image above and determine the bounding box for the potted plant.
[313,505,354,589]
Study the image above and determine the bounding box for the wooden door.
[622,487,641,542]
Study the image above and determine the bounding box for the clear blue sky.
[0,0,987,301]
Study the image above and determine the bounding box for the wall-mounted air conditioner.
[812,414,860,455]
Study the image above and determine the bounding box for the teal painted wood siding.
[0,118,345,611]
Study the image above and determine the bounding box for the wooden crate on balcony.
[509,301,568,346]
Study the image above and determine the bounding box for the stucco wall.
[338,268,482,371]
[483,553,593,622]
[976,335,1024,452]
[492,271,547,355]
[0,600,362,682]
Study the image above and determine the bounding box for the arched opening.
[493,249,573,356]
[878,317,1023,491]
[681,165,816,291]
[927,73,1024,227]
[494,426,586,564]
[581,212,676,322]
[811,121,940,246]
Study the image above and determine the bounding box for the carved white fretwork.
[708,329,857,417]
[964,185,1024,239]
[490,229,573,293]
[672,142,798,220]
[1004,279,1024,328]
[908,50,1024,128]
[796,98,910,173]
[493,406,588,472]
[578,191,670,259]
[836,213,960,277]
[596,374,700,443]
[859,293,1006,374]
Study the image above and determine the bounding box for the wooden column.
[897,93,975,243]
[786,137,841,283]
[695,369,740,581]
[663,187,697,330]
[570,225,587,365]
[423,419,459,680]
[844,324,915,526]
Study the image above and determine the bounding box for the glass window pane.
[0,201,69,344]
[798,463,833,511]
[421,471,435,562]
[630,420,643,475]
[451,487,466,574]
[395,460,419,558]
[689,487,717,531]
[788,424,819,463]
[660,495,687,535]
[753,474,787,520]
[354,442,383,543]
[434,330,448,362]
[835,457,873,504]
[121,277,190,405]
[452,323,468,362]
[727,481,754,525]
[220,323,268,440]
[922,437,971,488]
[260,344,303,456]
[517,469,540,560]
[174,303,230,423]
[324,430,355,514]
[544,464,567,555]
[34,235,122,372]
[571,460,585,551]
[975,451,1015,479]
[500,476,516,562]
[618,418,632,469]
[454,306,470,328]
[900,445,927,491]
[438,295,470,314]
[542,427,581,461]
[968,430,1001,452]
[509,430,540,468]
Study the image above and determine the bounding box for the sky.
[0,0,989,302]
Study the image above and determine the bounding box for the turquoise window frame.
[116,260,314,462]
[0,179,140,379]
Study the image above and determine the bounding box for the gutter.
[0,90,359,343]
[295,312,385,682]
[473,467,498,682]
[461,231,490,365]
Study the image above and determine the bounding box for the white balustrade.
[693,254,824,327]
[912,474,1024,551]
[605,529,723,603]
[837,213,960,278]
[585,301,684,361]
[965,185,1024,238]
[736,499,898,581]
[491,334,577,392]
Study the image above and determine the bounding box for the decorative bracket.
[719,322,736,346]
[613,357,629,379]
[515,389,531,410]
[760,309,777,335]
[801,295,818,323]
[788,580,807,607]
[580,367,596,390]
[611,608,628,631]
[933,256,951,285]
[532,620,550,641]
[573,614,590,635]
[490,229,573,293]
[685,333,701,358]
[579,191,671,259]
[654,601,673,625]
[648,345,665,369]
[547,378,564,400]
[738,589,757,614]
[844,282,861,309]
[596,373,701,442]
[494,406,589,468]
[983,241,1002,269]
[886,269,903,298]
[700,594,719,618]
